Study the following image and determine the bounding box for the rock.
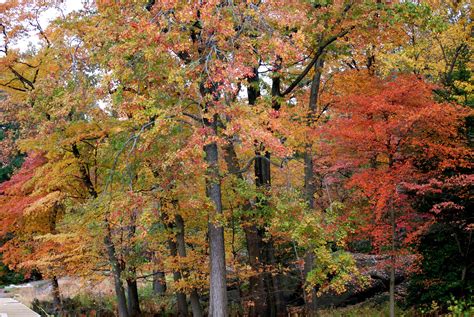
[314,253,414,308]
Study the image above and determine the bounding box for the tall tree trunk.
[153,271,167,295]
[51,276,61,313]
[254,151,283,317]
[49,206,62,313]
[167,223,189,316]
[389,207,396,317]
[253,146,287,317]
[104,229,129,317]
[303,56,324,314]
[246,227,269,317]
[224,67,279,315]
[222,141,269,317]
[248,68,275,317]
[72,143,129,317]
[204,135,228,317]
[254,68,286,316]
[175,214,203,317]
[126,211,141,317]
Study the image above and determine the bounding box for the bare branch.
[281,27,355,97]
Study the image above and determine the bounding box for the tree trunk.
[73,143,129,317]
[204,137,228,317]
[389,207,396,317]
[303,253,317,315]
[49,208,62,313]
[254,150,285,316]
[246,226,270,317]
[190,290,203,317]
[222,141,269,317]
[175,282,188,316]
[127,277,141,317]
[126,212,141,317]
[303,56,324,314]
[167,225,189,316]
[247,69,277,316]
[222,68,283,315]
[104,230,129,317]
[51,276,61,313]
[175,214,203,317]
[254,70,286,316]
[153,271,167,295]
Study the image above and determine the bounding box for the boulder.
[315,253,413,308]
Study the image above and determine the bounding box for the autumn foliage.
[0,0,472,316]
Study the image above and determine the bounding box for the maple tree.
[321,73,472,315]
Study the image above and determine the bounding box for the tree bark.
[389,207,396,317]
[167,223,189,316]
[247,69,275,316]
[72,143,129,317]
[253,68,286,316]
[126,212,141,317]
[104,229,129,317]
[254,151,284,317]
[153,271,167,295]
[224,67,279,315]
[175,214,204,317]
[204,137,228,317]
[303,56,324,314]
[126,277,141,317]
[49,207,62,313]
[51,276,61,313]
[223,141,269,317]
[190,290,203,317]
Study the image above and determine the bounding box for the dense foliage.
[0,0,472,316]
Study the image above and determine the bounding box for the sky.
[3,0,84,52]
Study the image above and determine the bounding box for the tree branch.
[281,27,354,97]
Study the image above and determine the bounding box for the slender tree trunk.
[246,227,269,317]
[225,66,277,314]
[126,211,141,317]
[254,151,276,316]
[252,69,286,316]
[153,271,167,295]
[254,150,286,316]
[104,230,129,317]
[247,69,277,316]
[389,207,396,317]
[303,253,317,314]
[175,279,188,316]
[303,56,324,315]
[49,207,62,313]
[190,290,203,317]
[175,214,203,317]
[51,276,61,313]
[72,143,129,317]
[222,141,269,317]
[167,223,189,316]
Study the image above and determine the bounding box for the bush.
[32,294,115,317]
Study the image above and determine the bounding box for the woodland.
[0,0,472,316]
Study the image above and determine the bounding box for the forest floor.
[1,276,420,316]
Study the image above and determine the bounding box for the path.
[0,290,40,317]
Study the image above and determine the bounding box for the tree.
[323,73,471,316]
